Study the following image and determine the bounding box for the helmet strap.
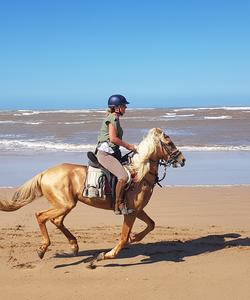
[115,106,123,116]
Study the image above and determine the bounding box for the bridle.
[124,137,183,188]
[146,139,182,187]
[160,140,182,166]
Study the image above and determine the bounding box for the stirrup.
[114,204,133,215]
[114,209,122,215]
[120,206,134,215]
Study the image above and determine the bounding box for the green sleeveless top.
[97,113,123,151]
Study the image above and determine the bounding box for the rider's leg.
[114,178,126,214]
[96,150,132,215]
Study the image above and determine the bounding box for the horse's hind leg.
[50,215,79,255]
[129,209,155,243]
[35,203,75,259]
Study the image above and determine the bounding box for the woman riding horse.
[96,94,137,215]
[0,127,185,265]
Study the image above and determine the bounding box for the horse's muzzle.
[181,158,186,167]
[173,158,186,168]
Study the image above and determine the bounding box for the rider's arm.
[108,123,136,152]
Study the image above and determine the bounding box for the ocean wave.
[57,121,87,125]
[0,120,43,125]
[180,145,250,151]
[203,115,232,120]
[165,184,250,188]
[14,109,105,116]
[0,138,250,153]
[163,113,195,118]
[25,121,43,125]
[0,120,16,124]
[0,139,95,152]
[14,111,40,116]
[173,106,250,112]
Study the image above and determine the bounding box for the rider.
[96,94,137,215]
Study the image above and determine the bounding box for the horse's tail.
[0,173,43,212]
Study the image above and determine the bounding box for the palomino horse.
[0,128,185,266]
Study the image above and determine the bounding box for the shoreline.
[1,183,250,189]
[0,150,250,187]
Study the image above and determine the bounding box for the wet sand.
[1,186,250,300]
[1,150,250,187]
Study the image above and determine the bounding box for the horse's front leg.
[88,214,136,268]
[104,214,136,258]
[129,209,155,243]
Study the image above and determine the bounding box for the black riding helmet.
[108,94,130,108]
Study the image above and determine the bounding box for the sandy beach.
[2,0,250,297]
[1,185,250,300]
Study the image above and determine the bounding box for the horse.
[0,127,185,266]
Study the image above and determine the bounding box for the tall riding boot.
[114,179,133,215]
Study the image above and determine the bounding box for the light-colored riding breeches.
[96,150,128,181]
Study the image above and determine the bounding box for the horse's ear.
[149,128,157,135]
[154,128,162,136]
[148,128,162,139]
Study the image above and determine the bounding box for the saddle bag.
[83,166,106,198]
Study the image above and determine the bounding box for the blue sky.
[0,0,250,109]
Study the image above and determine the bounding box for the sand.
[1,186,250,300]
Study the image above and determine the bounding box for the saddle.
[83,151,132,200]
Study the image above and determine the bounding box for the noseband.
[160,140,181,165]
[146,140,181,187]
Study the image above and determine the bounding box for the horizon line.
[1,105,250,111]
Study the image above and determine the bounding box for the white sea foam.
[177,114,195,117]
[221,106,250,110]
[25,121,43,125]
[203,115,232,120]
[164,113,176,118]
[173,106,250,112]
[0,139,95,152]
[128,108,157,110]
[0,138,249,152]
[165,184,250,188]
[163,113,195,118]
[15,109,98,115]
[180,145,250,151]
[0,186,15,188]
[123,116,154,120]
[57,121,86,125]
[0,120,43,125]
[0,120,16,124]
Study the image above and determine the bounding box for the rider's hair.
[106,107,115,115]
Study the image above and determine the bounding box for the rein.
[147,159,168,187]
[126,139,182,188]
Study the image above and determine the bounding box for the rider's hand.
[128,144,137,153]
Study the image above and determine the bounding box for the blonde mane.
[130,128,163,181]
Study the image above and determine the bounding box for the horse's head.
[130,128,185,182]
[152,128,186,167]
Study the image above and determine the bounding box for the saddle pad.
[83,166,105,198]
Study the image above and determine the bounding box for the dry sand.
[1,186,250,300]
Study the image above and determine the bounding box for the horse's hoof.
[86,252,105,269]
[86,261,97,270]
[71,244,79,256]
[37,249,45,259]
[96,252,105,261]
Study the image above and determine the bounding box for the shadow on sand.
[54,233,250,269]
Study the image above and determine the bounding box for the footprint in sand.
[12,262,36,269]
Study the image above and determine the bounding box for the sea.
[0,106,250,187]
